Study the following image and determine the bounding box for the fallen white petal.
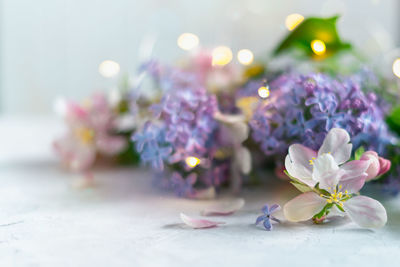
[201,198,245,216]
[180,213,225,229]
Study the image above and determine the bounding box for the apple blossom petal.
[288,144,317,173]
[285,155,316,187]
[285,144,317,185]
[283,192,326,222]
[317,169,343,191]
[343,196,387,229]
[339,160,369,192]
[360,151,380,181]
[180,213,225,229]
[318,128,352,165]
[201,198,245,216]
[312,153,340,189]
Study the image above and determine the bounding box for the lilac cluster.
[247,72,395,158]
[133,62,230,197]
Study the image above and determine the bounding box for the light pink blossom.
[53,93,127,172]
[283,128,387,229]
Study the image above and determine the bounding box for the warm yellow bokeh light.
[285,13,304,31]
[98,60,120,78]
[258,86,270,99]
[177,33,199,51]
[212,46,233,66]
[311,40,326,56]
[185,156,201,168]
[392,58,400,79]
[237,49,254,65]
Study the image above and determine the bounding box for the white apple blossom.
[283,128,387,229]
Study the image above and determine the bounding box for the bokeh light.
[212,46,233,66]
[237,49,254,65]
[285,13,304,31]
[185,156,201,168]
[311,40,326,56]
[392,58,400,79]
[258,86,270,99]
[98,60,120,78]
[177,33,199,51]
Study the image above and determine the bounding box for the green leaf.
[290,181,312,193]
[354,146,365,160]
[335,204,345,212]
[314,182,331,196]
[314,203,333,219]
[273,16,352,59]
[386,106,400,135]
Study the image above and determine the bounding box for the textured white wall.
[0,0,398,114]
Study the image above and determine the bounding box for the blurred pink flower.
[53,93,127,172]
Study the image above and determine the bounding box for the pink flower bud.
[377,157,391,176]
[360,151,380,181]
[360,151,391,181]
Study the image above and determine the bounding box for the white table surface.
[1,116,400,267]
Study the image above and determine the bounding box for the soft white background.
[0,0,399,114]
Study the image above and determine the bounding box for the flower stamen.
[319,184,351,207]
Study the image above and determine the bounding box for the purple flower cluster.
[247,72,395,158]
[133,62,231,197]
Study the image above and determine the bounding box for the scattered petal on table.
[180,213,225,229]
[201,198,245,216]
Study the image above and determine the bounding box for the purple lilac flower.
[255,204,281,231]
[134,61,230,196]
[170,172,197,198]
[247,72,396,158]
[132,123,172,171]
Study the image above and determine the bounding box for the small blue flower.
[255,204,281,231]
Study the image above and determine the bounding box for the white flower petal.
[180,213,225,229]
[283,192,326,222]
[318,128,352,165]
[235,147,252,174]
[285,155,316,187]
[201,198,245,216]
[339,160,369,193]
[312,153,339,189]
[285,144,316,184]
[343,196,387,229]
